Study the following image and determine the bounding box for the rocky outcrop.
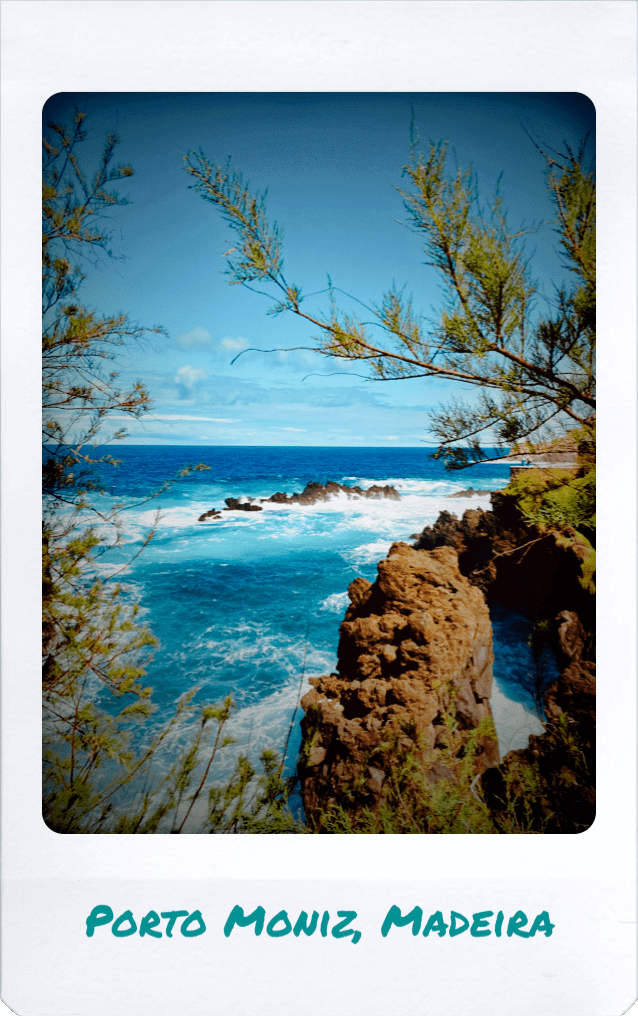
[412,495,595,629]
[198,508,222,521]
[299,488,595,833]
[411,495,596,833]
[449,488,492,498]
[298,543,499,825]
[198,480,400,519]
[264,480,400,506]
[223,498,263,512]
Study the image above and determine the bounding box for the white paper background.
[1,2,636,1014]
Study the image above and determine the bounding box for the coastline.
[297,490,596,833]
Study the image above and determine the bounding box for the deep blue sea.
[62,446,556,815]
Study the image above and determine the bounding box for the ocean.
[60,445,557,822]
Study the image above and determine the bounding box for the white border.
[2,3,636,1013]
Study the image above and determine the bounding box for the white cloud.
[276,427,306,432]
[153,414,236,423]
[176,327,213,349]
[174,365,206,399]
[221,337,249,351]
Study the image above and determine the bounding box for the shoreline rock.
[299,491,595,832]
[411,496,595,628]
[298,543,499,826]
[481,607,595,833]
[449,488,492,498]
[198,480,400,520]
[411,495,596,832]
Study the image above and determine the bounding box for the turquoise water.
[62,446,556,796]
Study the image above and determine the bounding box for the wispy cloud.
[276,427,306,432]
[176,327,213,349]
[221,336,249,351]
[153,414,236,423]
[174,365,206,400]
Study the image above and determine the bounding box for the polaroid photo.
[1,2,636,1014]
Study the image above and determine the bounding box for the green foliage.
[314,716,497,834]
[42,117,298,837]
[504,465,596,530]
[500,436,596,595]
[185,130,595,468]
[315,708,592,835]
[577,540,596,596]
[43,111,163,502]
[43,115,161,832]
[45,688,303,834]
[484,713,594,834]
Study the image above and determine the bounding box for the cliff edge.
[299,490,595,833]
[298,543,499,827]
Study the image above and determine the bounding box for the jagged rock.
[450,488,492,498]
[198,509,221,522]
[223,498,263,512]
[298,543,498,824]
[545,657,596,735]
[265,480,401,506]
[299,488,596,832]
[555,610,589,664]
[198,480,400,519]
[412,498,595,628]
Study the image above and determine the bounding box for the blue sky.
[43,92,595,447]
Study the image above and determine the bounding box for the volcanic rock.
[480,645,596,833]
[224,498,263,512]
[198,509,222,522]
[298,543,499,824]
[198,480,400,519]
[449,488,492,497]
[264,480,400,506]
[412,496,595,627]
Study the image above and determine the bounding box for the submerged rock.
[298,543,499,824]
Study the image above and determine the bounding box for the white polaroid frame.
[2,3,636,1014]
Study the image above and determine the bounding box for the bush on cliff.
[504,466,595,531]
[499,425,596,594]
[481,712,595,834]
[504,425,595,531]
[315,708,592,835]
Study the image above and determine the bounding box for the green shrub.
[314,708,593,835]
[504,465,595,530]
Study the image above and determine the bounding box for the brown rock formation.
[412,495,595,629]
[198,508,222,521]
[224,498,263,512]
[198,480,400,519]
[449,488,492,498]
[413,494,596,832]
[299,487,595,833]
[264,480,400,506]
[298,543,499,825]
